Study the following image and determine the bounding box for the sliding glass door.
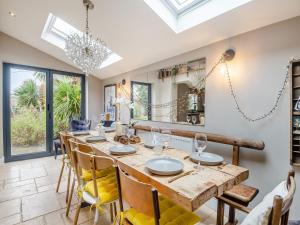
[3,63,85,162]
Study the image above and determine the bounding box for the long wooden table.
[72,132,249,212]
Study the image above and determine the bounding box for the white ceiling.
[1,0,300,79]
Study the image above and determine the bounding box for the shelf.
[293,111,300,115]
[293,137,300,140]
[293,151,300,154]
[293,85,300,89]
[293,73,300,76]
[293,144,300,147]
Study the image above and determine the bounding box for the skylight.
[144,0,252,33]
[165,0,209,15]
[41,13,121,69]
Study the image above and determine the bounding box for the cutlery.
[168,170,195,183]
[115,153,140,158]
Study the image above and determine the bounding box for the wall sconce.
[221,49,235,75]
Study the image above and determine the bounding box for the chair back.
[73,150,115,198]
[59,132,72,158]
[77,142,94,154]
[115,166,160,224]
[269,169,296,225]
[70,119,91,132]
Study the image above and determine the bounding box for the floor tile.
[22,191,61,221]
[0,213,21,225]
[44,209,67,225]
[18,216,45,225]
[0,199,21,219]
[0,184,37,202]
[5,179,34,189]
[20,167,47,180]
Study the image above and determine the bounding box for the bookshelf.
[290,59,300,166]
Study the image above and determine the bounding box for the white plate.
[144,142,155,149]
[71,130,90,136]
[146,158,184,176]
[190,152,224,166]
[109,145,136,155]
[85,136,106,143]
[104,127,116,133]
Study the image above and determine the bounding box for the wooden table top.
[72,131,249,211]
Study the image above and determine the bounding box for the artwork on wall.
[104,84,116,121]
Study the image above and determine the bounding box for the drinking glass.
[186,115,191,124]
[161,129,171,150]
[151,126,160,145]
[126,128,135,139]
[194,133,207,170]
[192,115,197,125]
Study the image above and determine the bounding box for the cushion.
[81,166,115,181]
[125,195,200,225]
[241,181,288,225]
[223,184,259,204]
[83,170,118,204]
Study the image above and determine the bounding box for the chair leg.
[66,166,72,203]
[226,206,237,225]
[66,177,75,217]
[56,161,65,193]
[73,196,82,225]
[113,202,117,217]
[217,199,225,225]
[94,208,100,225]
[110,203,114,222]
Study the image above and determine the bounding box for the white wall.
[102,17,300,219]
[0,32,103,157]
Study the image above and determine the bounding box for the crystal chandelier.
[65,0,109,75]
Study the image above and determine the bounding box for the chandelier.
[65,0,109,75]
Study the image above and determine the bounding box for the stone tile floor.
[0,156,218,225]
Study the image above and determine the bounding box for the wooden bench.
[133,125,265,225]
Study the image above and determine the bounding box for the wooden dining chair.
[72,150,118,225]
[115,166,200,225]
[216,146,259,225]
[66,139,112,217]
[56,132,73,203]
[217,169,296,225]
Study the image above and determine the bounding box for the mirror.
[130,58,206,126]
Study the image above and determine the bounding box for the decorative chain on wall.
[223,58,290,122]
[118,53,291,122]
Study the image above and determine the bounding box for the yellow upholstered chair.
[115,166,200,225]
[72,150,118,225]
[56,132,73,203]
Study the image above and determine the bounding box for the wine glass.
[192,115,197,125]
[186,115,191,124]
[151,126,160,145]
[161,129,171,150]
[194,133,207,170]
[126,127,134,139]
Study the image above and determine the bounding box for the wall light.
[220,49,235,75]
[8,11,16,17]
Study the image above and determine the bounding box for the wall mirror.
[104,84,117,121]
[130,58,206,126]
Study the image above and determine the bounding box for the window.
[104,84,117,121]
[165,0,209,15]
[131,82,152,121]
[41,13,122,69]
[144,0,252,33]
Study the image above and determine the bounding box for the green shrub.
[11,108,46,146]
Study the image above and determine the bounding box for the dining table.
[70,131,249,213]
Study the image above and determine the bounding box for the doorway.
[3,63,85,162]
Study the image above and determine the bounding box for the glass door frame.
[3,63,85,162]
